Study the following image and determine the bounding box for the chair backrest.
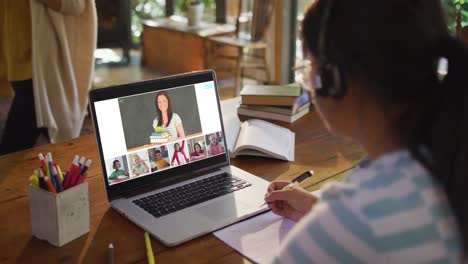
[455,10,468,46]
[234,0,274,42]
[251,0,274,41]
[460,26,468,46]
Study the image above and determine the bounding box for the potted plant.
[185,0,204,26]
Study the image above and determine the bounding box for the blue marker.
[46,153,58,190]
[72,159,92,187]
[78,156,86,167]
[52,166,63,192]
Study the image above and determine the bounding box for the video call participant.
[171,141,189,166]
[190,143,205,161]
[152,91,185,140]
[131,154,149,176]
[154,149,169,170]
[264,0,468,262]
[148,149,158,172]
[208,134,224,155]
[108,160,129,180]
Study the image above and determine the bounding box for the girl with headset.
[264,0,467,262]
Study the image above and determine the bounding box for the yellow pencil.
[144,232,155,264]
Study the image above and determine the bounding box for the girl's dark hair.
[194,143,202,151]
[154,91,173,127]
[302,0,468,254]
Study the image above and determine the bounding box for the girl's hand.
[264,181,319,221]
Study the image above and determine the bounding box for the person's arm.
[109,171,116,180]
[123,170,129,176]
[143,161,150,173]
[176,123,185,138]
[179,141,188,160]
[181,151,189,162]
[36,0,61,12]
[264,181,318,221]
[132,166,138,176]
[271,196,379,263]
[37,0,86,15]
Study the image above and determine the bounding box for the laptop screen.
[90,71,229,199]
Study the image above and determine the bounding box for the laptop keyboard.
[132,173,252,218]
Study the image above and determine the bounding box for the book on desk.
[238,83,310,123]
[240,83,301,106]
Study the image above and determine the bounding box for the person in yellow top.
[0,0,37,154]
[0,0,96,155]
[154,149,170,170]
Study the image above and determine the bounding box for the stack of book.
[150,132,169,144]
[238,83,310,123]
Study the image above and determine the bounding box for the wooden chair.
[207,0,275,95]
[456,10,468,46]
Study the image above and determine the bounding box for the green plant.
[442,0,468,32]
[131,0,166,43]
[176,0,214,13]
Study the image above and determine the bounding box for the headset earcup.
[316,63,345,98]
[330,64,345,97]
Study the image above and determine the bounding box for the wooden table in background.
[0,108,366,263]
[141,17,235,74]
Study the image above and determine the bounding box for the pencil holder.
[28,182,90,247]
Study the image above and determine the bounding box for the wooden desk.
[141,17,235,74]
[0,109,365,263]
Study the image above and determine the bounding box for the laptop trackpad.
[197,197,250,222]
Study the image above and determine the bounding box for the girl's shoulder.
[171,113,181,122]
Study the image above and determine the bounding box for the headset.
[315,0,346,98]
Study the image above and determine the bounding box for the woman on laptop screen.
[264,0,467,262]
[153,91,186,140]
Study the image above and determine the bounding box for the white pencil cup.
[28,182,90,247]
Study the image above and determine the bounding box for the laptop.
[89,70,270,246]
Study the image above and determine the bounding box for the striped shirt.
[271,150,462,263]
[153,113,182,140]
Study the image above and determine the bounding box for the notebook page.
[220,97,242,154]
[213,189,321,263]
[234,119,294,161]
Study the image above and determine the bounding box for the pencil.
[108,243,114,264]
[144,232,155,264]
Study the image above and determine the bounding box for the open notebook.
[221,98,295,161]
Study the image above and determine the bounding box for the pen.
[54,163,64,182]
[52,166,63,192]
[70,159,92,188]
[144,232,155,264]
[63,155,80,190]
[38,153,47,174]
[78,156,86,167]
[261,170,315,207]
[37,169,47,190]
[44,176,57,194]
[46,153,57,189]
[108,243,114,264]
